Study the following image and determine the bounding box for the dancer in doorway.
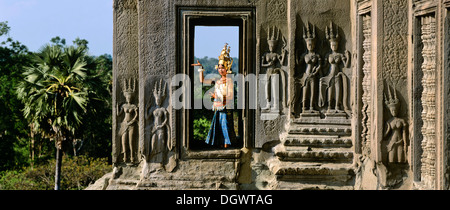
[192,43,237,148]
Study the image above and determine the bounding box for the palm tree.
[17,44,90,190]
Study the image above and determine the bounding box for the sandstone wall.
[93,0,450,190]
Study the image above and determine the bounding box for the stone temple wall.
[87,0,450,190]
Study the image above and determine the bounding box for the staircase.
[270,115,356,190]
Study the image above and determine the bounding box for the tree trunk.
[29,123,35,169]
[31,130,35,169]
[54,147,63,190]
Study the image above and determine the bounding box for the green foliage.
[0,21,112,189]
[49,36,66,48]
[15,37,112,159]
[73,38,89,50]
[74,53,112,159]
[192,82,214,145]
[193,115,211,142]
[15,44,93,163]
[0,156,111,190]
[0,22,33,170]
[0,170,36,190]
[194,56,239,75]
[0,21,10,37]
[0,20,112,179]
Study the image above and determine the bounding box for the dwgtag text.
[220,194,272,205]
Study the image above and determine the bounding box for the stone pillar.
[410,0,444,190]
[137,0,177,173]
[370,0,409,164]
[355,0,410,189]
[112,0,139,165]
[255,0,290,148]
[443,1,450,190]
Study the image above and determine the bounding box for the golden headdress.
[216,43,233,74]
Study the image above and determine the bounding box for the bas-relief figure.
[291,21,351,118]
[383,86,408,164]
[319,22,351,115]
[294,22,322,115]
[261,26,288,113]
[116,78,138,165]
[370,85,410,190]
[146,79,172,171]
[141,78,175,175]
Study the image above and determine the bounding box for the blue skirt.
[205,110,236,147]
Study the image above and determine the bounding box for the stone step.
[287,124,352,136]
[107,178,238,190]
[275,149,354,163]
[136,180,238,190]
[284,136,353,148]
[107,174,238,190]
[272,162,354,176]
[292,112,351,125]
[269,161,355,187]
[106,179,140,190]
[273,181,355,190]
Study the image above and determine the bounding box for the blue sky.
[0,0,113,56]
[195,26,239,58]
[0,0,239,58]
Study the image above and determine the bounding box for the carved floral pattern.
[267,0,286,20]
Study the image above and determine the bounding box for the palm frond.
[69,92,88,111]
[70,59,87,79]
[17,42,101,145]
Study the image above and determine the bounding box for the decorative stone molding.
[419,14,437,189]
[361,14,372,157]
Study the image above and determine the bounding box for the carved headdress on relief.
[384,85,399,109]
[303,21,316,41]
[325,21,339,42]
[122,78,136,94]
[266,25,287,54]
[153,79,167,105]
[267,25,280,43]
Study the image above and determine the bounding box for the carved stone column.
[443,2,450,190]
[361,14,372,157]
[419,14,437,190]
[112,0,139,165]
[254,0,290,147]
[369,0,409,164]
[137,0,177,175]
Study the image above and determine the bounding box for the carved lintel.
[357,0,372,15]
